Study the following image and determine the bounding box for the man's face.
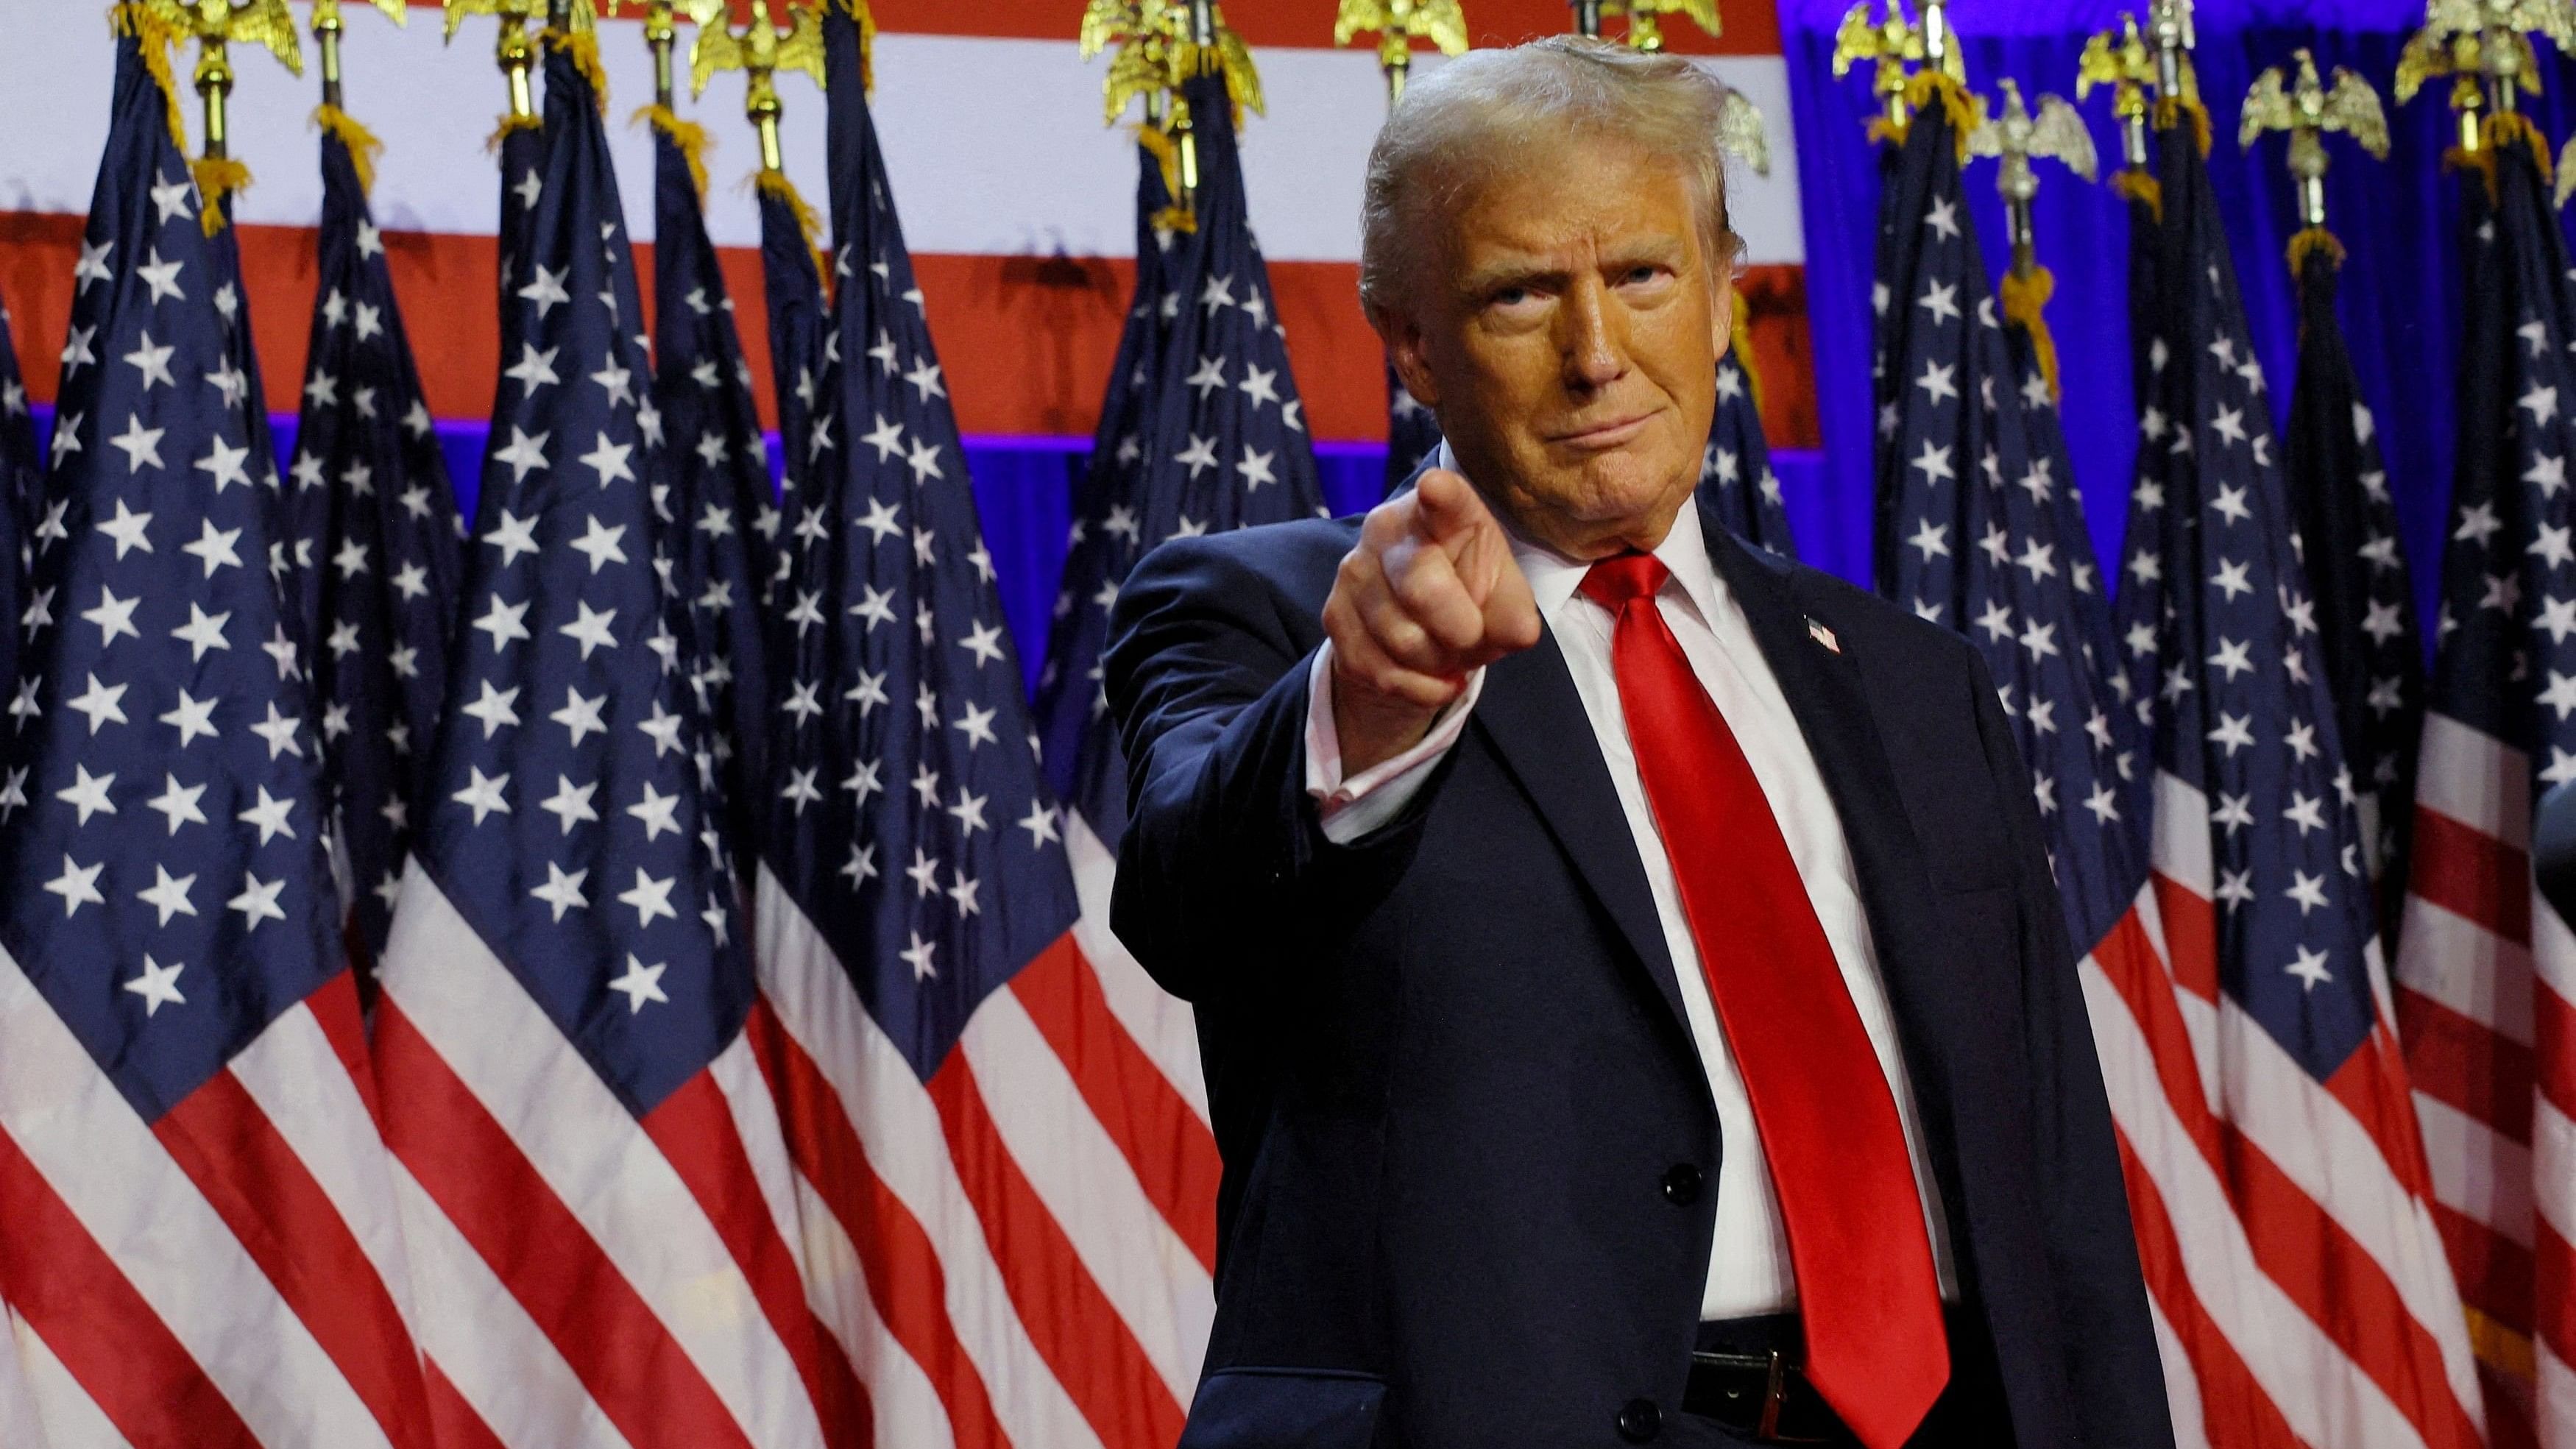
[1380,135,1728,559]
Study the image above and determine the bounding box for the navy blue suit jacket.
[1103,492,2174,1449]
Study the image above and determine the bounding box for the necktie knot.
[1579,551,1671,612]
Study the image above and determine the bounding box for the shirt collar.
[1434,440,1732,631]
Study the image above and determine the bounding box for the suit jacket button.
[1661,1163,1703,1205]
[1616,1397,1663,1442]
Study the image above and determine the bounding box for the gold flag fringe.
[486,110,542,153]
[313,104,384,196]
[636,104,711,202]
[107,4,191,163]
[1999,266,2062,404]
[2110,167,2163,224]
[753,167,831,281]
[1727,285,1767,419]
[189,156,250,235]
[2154,93,2212,159]
[1903,70,1980,164]
[548,26,610,112]
[831,0,878,97]
[2285,226,2343,277]
[2446,112,2555,207]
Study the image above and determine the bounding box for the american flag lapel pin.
[1807,617,1840,653]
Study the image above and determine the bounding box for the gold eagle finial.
[1598,0,1719,55]
[2241,49,2385,235]
[1332,0,1465,101]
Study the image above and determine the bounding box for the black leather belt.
[1680,1347,1847,1444]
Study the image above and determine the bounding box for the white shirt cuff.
[1302,642,1485,845]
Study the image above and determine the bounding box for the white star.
[781,766,823,815]
[472,593,533,651]
[135,248,185,305]
[66,673,128,734]
[2082,782,2121,825]
[122,330,175,390]
[52,763,116,826]
[236,786,297,846]
[1175,433,1220,478]
[247,702,305,760]
[453,765,512,825]
[2207,712,2255,756]
[590,358,635,409]
[779,679,824,726]
[526,860,589,921]
[905,359,946,401]
[901,931,938,979]
[1019,800,1061,848]
[460,681,523,739]
[617,869,678,927]
[906,438,944,484]
[493,426,550,482]
[227,872,288,932]
[609,954,670,1013]
[2211,558,2254,601]
[2522,382,2561,428]
[1915,360,1958,405]
[2283,791,2326,835]
[72,236,114,291]
[2208,637,2254,681]
[959,620,1008,670]
[952,701,999,750]
[519,263,571,318]
[558,601,618,659]
[1918,280,1962,326]
[578,432,635,488]
[108,414,166,472]
[637,701,686,757]
[2285,945,2334,991]
[486,508,542,566]
[43,856,105,916]
[947,788,989,837]
[144,772,208,834]
[628,782,683,840]
[504,343,561,392]
[1910,440,1954,483]
[124,954,186,1016]
[79,584,141,648]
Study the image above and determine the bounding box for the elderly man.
[1104,37,2171,1449]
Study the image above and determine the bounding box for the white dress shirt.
[1302,482,1958,1321]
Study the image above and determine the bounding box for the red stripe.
[2535,977,2576,1124]
[2431,1199,2536,1336]
[0,1124,262,1449]
[928,1055,1188,1449]
[2533,1220,2573,1369]
[0,210,1821,450]
[2150,874,2221,1002]
[307,971,390,1136]
[422,1358,510,1449]
[2108,1128,2307,1449]
[2094,902,2485,1449]
[154,1058,433,1449]
[2321,1027,2438,1203]
[743,1006,1011,1449]
[2410,809,2533,946]
[640,1056,873,1440]
[2396,984,2536,1141]
[1008,935,1221,1274]
[373,1002,756,1449]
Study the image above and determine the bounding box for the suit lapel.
[1472,632,1692,1038]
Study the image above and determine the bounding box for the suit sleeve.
[1102,533,1440,1007]
[1965,651,2178,1448]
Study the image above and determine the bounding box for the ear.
[1370,298,1442,411]
[1707,258,1735,363]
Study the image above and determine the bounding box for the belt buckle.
[1753,1350,1833,1445]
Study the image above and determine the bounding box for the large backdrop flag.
[643,97,776,870]
[369,38,852,1448]
[287,99,464,965]
[746,3,1216,1443]
[0,24,434,1445]
[2105,75,2483,1448]
[2393,113,2576,1449]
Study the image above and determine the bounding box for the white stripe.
[6,1312,124,1449]
[2081,960,2428,1448]
[2414,713,2530,850]
[2536,886,2576,1007]
[2394,892,2535,1045]
[2211,998,2486,1417]
[2413,1090,2536,1248]
[705,1024,813,1300]
[2153,770,2214,898]
[0,1308,58,1449]
[752,865,1107,1449]
[2143,1296,2212,1449]
[2537,1097,2575,1250]
[0,947,390,1448]
[386,1158,634,1449]
[376,868,827,1449]
[0,15,1806,264]
[224,999,421,1335]
[2538,1339,2576,1449]
[963,982,1214,1403]
[784,1173,961,1449]
[1066,812,1210,1125]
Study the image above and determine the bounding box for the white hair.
[1359,35,1745,316]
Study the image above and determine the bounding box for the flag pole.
[1332,0,1466,107]
[1832,0,1924,135]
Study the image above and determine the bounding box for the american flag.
[286,107,464,963]
[0,31,432,1444]
[2392,127,2576,1448]
[1873,82,2141,929]
[648,109,776,866]
[1704,308,1798,555]
[746,7,1216,1443]
[2106,111,2482,1448]
[2002,288,2118,677]
[757,174,829,613]
[2283,240,2421,933]
[371,43,853,1445]
[0,293,35,701]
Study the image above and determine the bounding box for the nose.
[1557,274,1628,394]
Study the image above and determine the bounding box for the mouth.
[1544,411,1657,451]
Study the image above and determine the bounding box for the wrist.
[1332,676,1451,777]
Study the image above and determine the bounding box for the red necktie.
[1580,553,1948,1449]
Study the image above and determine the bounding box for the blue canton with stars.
[2004,303,2119,676]
[650,118,776,868]
[2422,137,2576,808]
[1704,331,1798,558]
[0,295,35,704]
[758,4,1077,1083]
[408,47,749,1118]
[1876,96,2142,949]
[1034,75,1323,846]
[758,179,830,613]
[2112,117,2380,1079]
[289,120,464,963]
[0,38,344,1122]
[2282,240,2421,913]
